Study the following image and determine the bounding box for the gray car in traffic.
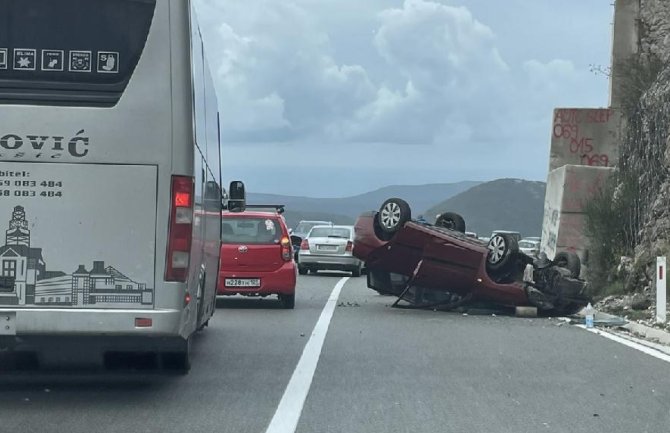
[297,225,363,277]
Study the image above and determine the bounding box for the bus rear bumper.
[0,308,183,339]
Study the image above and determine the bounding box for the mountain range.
[248,181,480,227]
[424,178,546,237]
[248,178,546,236]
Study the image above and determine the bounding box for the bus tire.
[161,338,191,374]
[196,273,207,331]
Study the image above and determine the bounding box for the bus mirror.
[229,181,246,200]
[227,181,246,212]
[204,181,222,212]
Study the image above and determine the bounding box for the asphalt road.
[1,273,669,433]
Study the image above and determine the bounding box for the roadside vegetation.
[584,52,669,298]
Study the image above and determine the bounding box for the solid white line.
[575,325,670,364]
[265,277,349,433]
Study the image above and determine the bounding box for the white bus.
[0,0,222,372]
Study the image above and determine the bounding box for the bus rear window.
[0,0,156,107]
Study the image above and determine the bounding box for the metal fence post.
[657,256,667,324]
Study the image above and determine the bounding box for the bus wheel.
[196,274,207,331]
[161,338,191,374]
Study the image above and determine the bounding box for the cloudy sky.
[194,0,613,197]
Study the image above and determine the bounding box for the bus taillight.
[166,175,194,282]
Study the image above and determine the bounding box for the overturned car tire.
[435,212,466,233]
[486,233,519,272]
[554,251,581,278]
[377,198,411,235]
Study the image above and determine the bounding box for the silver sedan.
[297,225,363,277]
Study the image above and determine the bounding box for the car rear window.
[296,222,328,233]
[309,227,351,238]
[222,217,283,244]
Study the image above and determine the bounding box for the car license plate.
[225,278,261,288]
[318,245,337,251]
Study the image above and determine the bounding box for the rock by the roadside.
[630,293,652,310]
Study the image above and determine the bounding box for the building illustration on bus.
[0,206,153,308]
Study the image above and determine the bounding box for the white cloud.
[193,0,612,195]
[196,0,377,143]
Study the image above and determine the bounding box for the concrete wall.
[609,0,640,108]
[549,108,621,172]
[541,165,614,275]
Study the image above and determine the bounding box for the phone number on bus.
[0,190,63,198]
[1,180,63,188]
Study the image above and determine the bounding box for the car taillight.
[346,241,353,252]
[301,239,310,250]
[165,175,194,282]
[281,236,291,261]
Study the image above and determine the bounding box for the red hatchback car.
[217,207,297,309]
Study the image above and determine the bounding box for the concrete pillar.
[609,0,640,108]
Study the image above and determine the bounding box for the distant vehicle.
[518,239,541,258]
[465,231,478,238]
[353,198,589,315]
[218,206,297,309]
[298,225,363,277]
[293,220,333,238]
[291,220,333,259]
[525,236,542,243]
[491,230,522,244]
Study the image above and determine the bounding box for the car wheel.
[280,294,295,309]
[351,265,362,278]
[435,212,466,233]
[298,266,308,275]
[308,268,318,275]
[554,251,581,278]
[377,198,411,234]
[486,233,519,272]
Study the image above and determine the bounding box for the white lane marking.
[265,277,349,433]
[575,324,670,364]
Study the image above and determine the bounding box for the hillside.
[424,179,546,237]
[248,181,480,226]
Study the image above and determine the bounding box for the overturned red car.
[353,198,590,315]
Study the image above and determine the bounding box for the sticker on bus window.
[13,49,36,71]
[69,51,92,73]
[97,51,120,74]
[42,50,64,72]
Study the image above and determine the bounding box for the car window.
[295,223,314,233]
[309,227,351,238]
[222,217,282,244]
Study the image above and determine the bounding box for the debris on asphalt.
[515,306,538,318]
[337,301,360,307]
[300,333,305,337]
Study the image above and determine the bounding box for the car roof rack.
[243,204,286,214]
